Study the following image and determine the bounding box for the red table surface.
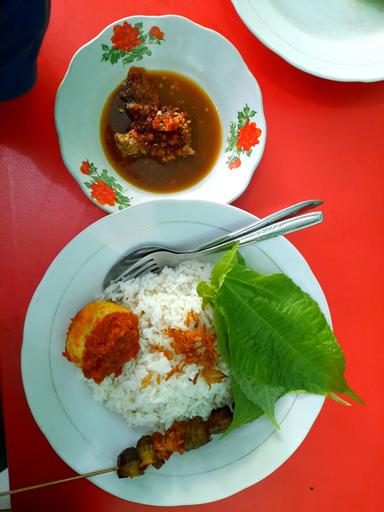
[1,0,383,510]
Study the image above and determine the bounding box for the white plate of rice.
[22,199,328,505]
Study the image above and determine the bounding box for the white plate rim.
[232,0,384,82]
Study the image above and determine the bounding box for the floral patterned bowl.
[55,15,266,213]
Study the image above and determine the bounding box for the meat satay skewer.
[118,406,233,478]
[0,406,233,496]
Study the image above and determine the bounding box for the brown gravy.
[100,69,222,193]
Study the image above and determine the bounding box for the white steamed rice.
[86,260,231,433]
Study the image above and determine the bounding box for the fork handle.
[193,199,323,253]
[197,211,323,255]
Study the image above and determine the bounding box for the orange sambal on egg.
[63,301,140,384]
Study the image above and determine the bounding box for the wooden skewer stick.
[0,466,119,497]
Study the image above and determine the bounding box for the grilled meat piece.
[117,447,144,478]
[207,406,233,434]
[152,421,185,461]
[136,435,164,469]
[119,67,158,109]
[114,67,195,164]
[184,416,210,451]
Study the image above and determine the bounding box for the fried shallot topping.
[161,310,226,386]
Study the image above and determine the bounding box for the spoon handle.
[191,199,323,253]
[197,211,323,255]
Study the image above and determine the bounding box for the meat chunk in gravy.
[114,67,195,164]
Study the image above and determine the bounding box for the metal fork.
[103,201,323,289]
[103,199,322,288]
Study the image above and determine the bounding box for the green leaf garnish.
[234,372,283,428]
[213,309,230,365]
[224,379,263,435]
[198,248,363,433]
[210,244,244,289]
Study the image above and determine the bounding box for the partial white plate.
[232,0,384,82]
[55,15,266,213]
[22,200,327,505]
